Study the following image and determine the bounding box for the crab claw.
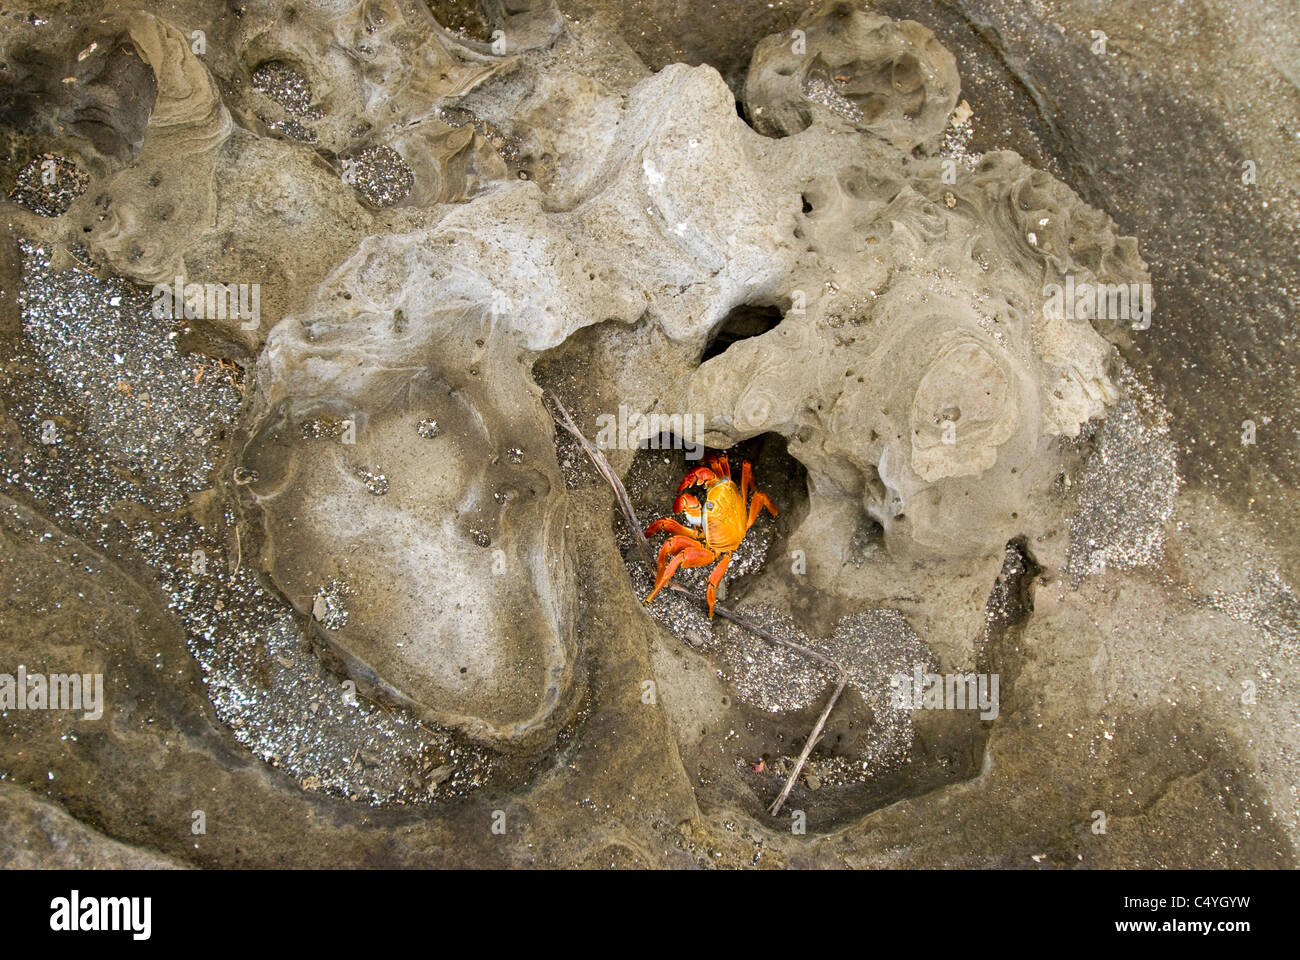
[677,466,718,492]
[672,492,701,515]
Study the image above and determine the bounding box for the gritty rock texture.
[0,0,1295,870]
[0,783,187,869]
[682,147,1147,567]
[743,1,959,149]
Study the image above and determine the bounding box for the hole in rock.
[725,537,1038,833]
[618,430,808,611]
[700,303,784,362]
[848,512,884,562]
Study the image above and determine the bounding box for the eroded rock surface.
[1,0,1295,869]
[743,1,960,149]
[242,353,577,744]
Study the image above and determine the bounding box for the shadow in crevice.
[700,303,784,363]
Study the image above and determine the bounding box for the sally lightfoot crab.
[642,454,777,617]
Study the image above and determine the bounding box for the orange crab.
[642,453,777,617]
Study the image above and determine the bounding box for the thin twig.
[702,599,844,675]
[548,391,653,567]
[544,389,849,816]
[768,675,847,817]
[230,524,242,581]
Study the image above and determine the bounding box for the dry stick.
[768,674,847,816]
[548,392,653,567]
[230,524,242,580]
[545,390,847,816]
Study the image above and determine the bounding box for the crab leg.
[705,552,733,617]
[653,533,700,580]
[746,490,777,528]
[645,517,701,539]
[740,460,753,506]
[643,539,716,607]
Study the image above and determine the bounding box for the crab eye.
[705,500,715,511]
